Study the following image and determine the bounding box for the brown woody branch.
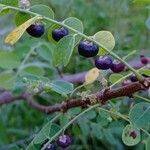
[0,79,149,114]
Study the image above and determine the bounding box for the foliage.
[0,0,149,150]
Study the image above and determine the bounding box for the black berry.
[52,27,69,41]
[44,143,56,150]
[110,60,125,73]
[140,55,149,65]
[129,131,137,139]
[26,23,44,37]
[95,55,113,70]
[57,135,72,148]
[129,75,138,82]
[78,40,99,57]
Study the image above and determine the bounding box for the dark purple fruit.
[140,55,149,65]
[52,27,69,41]
[129,131,137,139]
[26,23,44,37]
[110,60,125,73]
[44,143,56,150]
[129,75,138,82]
[95,55,113,70]
[57,135,72,148]
[78,40,99,57]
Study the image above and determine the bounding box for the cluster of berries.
[122,55,149,86]
[42,134,72,150]
[26,24,149,74]
[26,23,125,73]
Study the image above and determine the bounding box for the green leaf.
[91,123,103,140]
[36,44,53,64]
[53,35,75,66]
[94,31,115,55]
[0,72,16,90]
[21,65,45,76]
[84,110,97,119]
[0,0,18,6]
[0,51,20,69]
[30,4,54,24]
[146,136,150,150]
[50,80,74,95]
[122,124,141,146]
[139,69,150,76]
[60,114,69,127]
[64,17,83,44]
[129,102,150,128]
[109,73,123,84]
[15,12,31,26]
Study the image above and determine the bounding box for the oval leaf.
[129,102,150,128]
[53,35,75,66]
[109,73,123,84]
[64,17,83,44]
[30,4,54,25]
[0,51,20,69]
[5,16,42,45]
[51,80,74,95]
[122,124,141,146]
[85,67,100,84]
[15,12,31,26]
[94,31,115,53]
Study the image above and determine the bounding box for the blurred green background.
[0,0,149,150]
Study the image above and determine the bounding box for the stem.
[41,104,99,150]
[134,95,150,103]
[1,4,143,81]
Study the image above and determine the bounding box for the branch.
[1,78,147,114]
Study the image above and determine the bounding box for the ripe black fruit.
[26,23,44,37]
[43,143,56,150]
[129,75,138,82]
[52,27,69,41]
[95,55,113,70]
[78,40,99,57]
[57,135,72,148]
[110,60,125,73]
[140,55,149,65]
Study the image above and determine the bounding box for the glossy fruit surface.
[95,55,113,70]
[52,27,69,41]
[129,75,138,82]
[140,55,149,65]
[78,40,99,57]
[26,23,44,37]
[110,60,125,73]
[57,135,72,148]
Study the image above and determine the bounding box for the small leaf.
[0,51,20,69]
[64,17,83,44]
[30,4,54,25]
[94,31,115,53]
[15,12,31,26]
[5,16,42,45]
[51,80,74,95]
[139,69,150,76]
[122,124,141,146]
[85,67,100,84]
[109,73,123,84]
[146,136,150,150]
[0,72,16,90]
[129,102,150,128]
[53,35,75,66]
